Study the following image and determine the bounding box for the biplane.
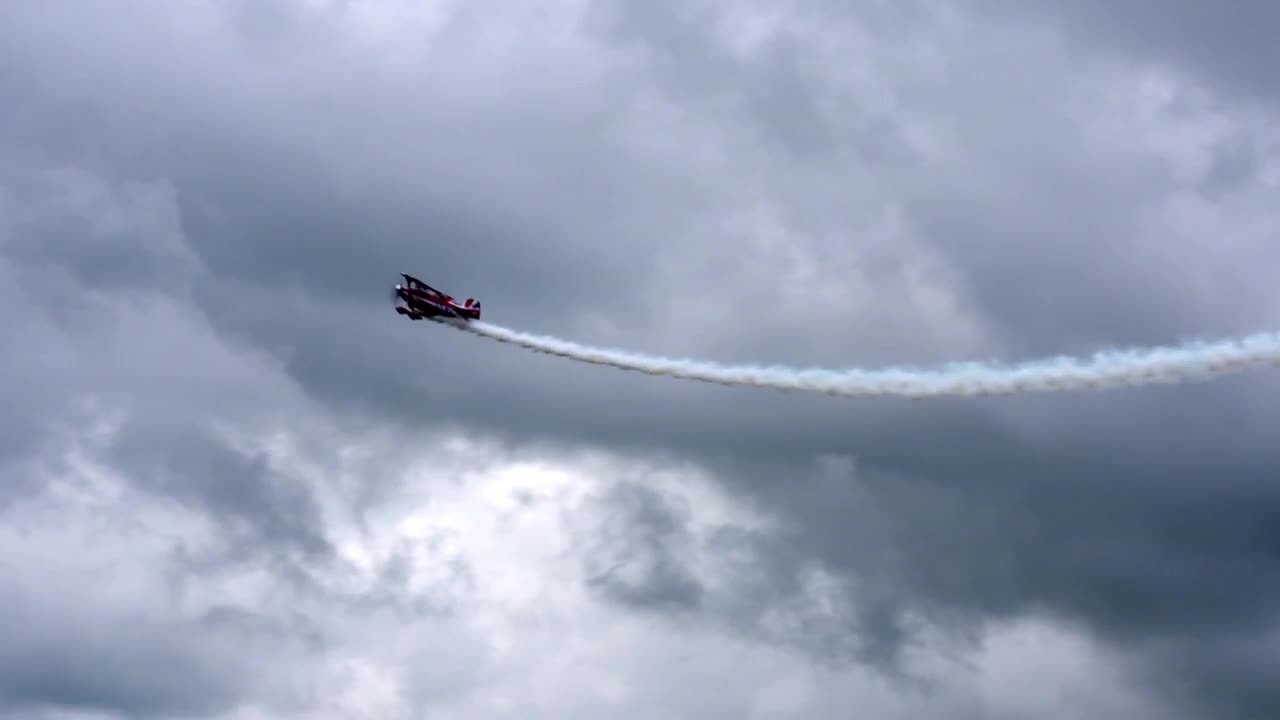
[392,273,481,321]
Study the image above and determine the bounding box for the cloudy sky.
[4,1,1280,718]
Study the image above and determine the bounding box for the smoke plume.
[444,320,1280,398]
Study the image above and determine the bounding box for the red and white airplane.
[392,273,481,321]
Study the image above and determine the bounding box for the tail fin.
[464,298,474,307]
[472,301,481,318]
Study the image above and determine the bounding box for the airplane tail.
[463,298,481,318]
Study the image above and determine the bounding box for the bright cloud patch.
[1,420,1155,719]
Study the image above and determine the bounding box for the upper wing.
[402,274,450,298]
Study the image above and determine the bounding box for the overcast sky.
[4,1,1280,718]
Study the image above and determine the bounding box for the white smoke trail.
[439,319,1280,398]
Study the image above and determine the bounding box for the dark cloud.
[0,608,242,718]
[580,481,705,612]
[105,416,332,563]
[990,0,1280,106]
[3,0,1280,717]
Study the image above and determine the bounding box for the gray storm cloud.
[6,0,1280,718]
